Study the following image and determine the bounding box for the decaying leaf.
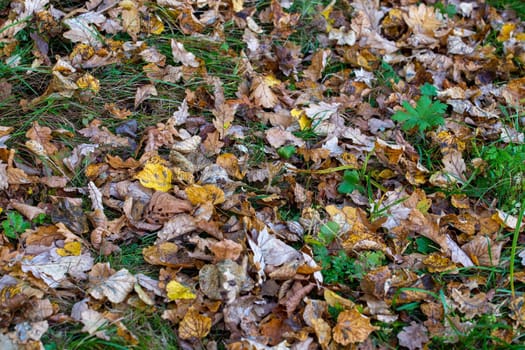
[332,308,378,345]
[21,250,94,288]
[397,322,429,350]
[89,268,136,303]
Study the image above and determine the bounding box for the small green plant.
[337,169,365,194]
[434,2,457,17]
[277,145,297,159]
[2,211,31,239]
[392,83,447,133]
[375,61,400,88]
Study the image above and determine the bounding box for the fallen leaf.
[166,280,196,300]
[185,184,225,205]
[135,162,173,192]
[178,307,211,340]
[397,322,429,350]
[21,250,94,288]
[332,308,378,345]
[89,269,136,303]
[171,39,199,68]
[134,84,158,109]
[251,75,278,109]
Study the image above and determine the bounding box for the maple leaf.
[392,95,446,132]
[250,75,278,109]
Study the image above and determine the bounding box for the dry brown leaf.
[26,122,58,155]
[9,201,46,221]
[209,239,243,261]
[212,103,237,139]
[332,308,378,345]
[134,84,158,109]
[403,4,443,36]
[311,317,331,349]
[250,75,278,109]
[171,39,199,68]
[451,289,496,319]
[89,268,136,303]
[21,250,94,288]
[461,235,503,266]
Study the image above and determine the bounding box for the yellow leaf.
[76,73,100,93]
[178,307,211,340]
[166,280,196,300]
[56,241,82,256]
[232,0,243,12]
[298,114,311,130]
[497,23,516,42]
[216,153,243,179]
[263,74,281,88]
[135,162,172,192]
[185,184,225,205]
[290,108,304,119]
[149,15,165,35]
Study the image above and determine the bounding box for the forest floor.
[1,0,525,349]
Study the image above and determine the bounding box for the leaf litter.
[0,0,525,348]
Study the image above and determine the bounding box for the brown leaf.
[332,308,378,345]
[397,322,429,350]
[311,317,332,349]
[134,84,158,109]
[250,75,278,109]
[209,239,243,261]
[212,103,237,139]
[461,235,503,266]
[88,268,136,303]
[145,191,193,225]
[26,122,58,155]
[178,307,211,340]
[171,39,199,68]
[10,201,46,221]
